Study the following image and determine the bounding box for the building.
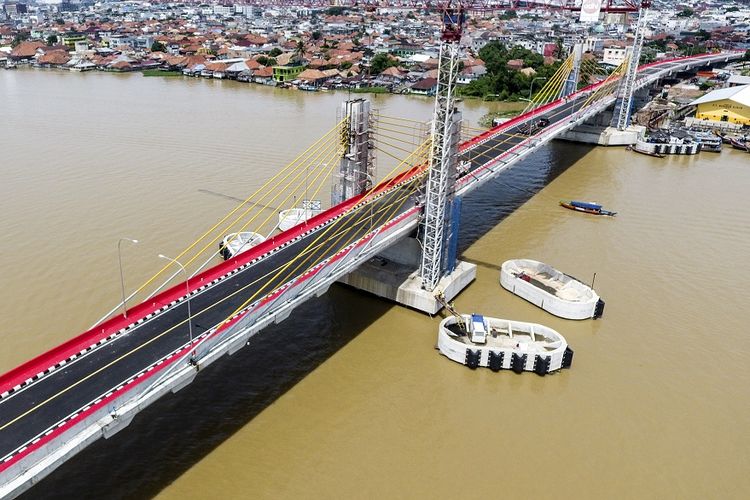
[727,75,750,87]
[690,85,750,126]
[273,64,304,82]
[602,46,627,66]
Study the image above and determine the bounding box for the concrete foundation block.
[339,256,476,315]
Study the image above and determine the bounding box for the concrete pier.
[339,237,476,315]
[559,108,646,146]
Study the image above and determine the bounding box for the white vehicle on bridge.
[220,232,266,260]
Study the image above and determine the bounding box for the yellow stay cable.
[214,141,431,328]
[130,118,347,298]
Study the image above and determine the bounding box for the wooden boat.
[559,200,616,217]
[626,145,664,158]
[500,259,604,319]
[728,137,749,152]
[437,314,573,374]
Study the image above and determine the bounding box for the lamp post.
[158,254,193,349]
[528,77,547,102]
[117,238,139,318]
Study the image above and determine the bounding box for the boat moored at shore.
[437,314,573,374]
[500,259,604,319]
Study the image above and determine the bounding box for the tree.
[257,56,277,66]
[10,32,29,48]
[46,34,58,46]
[292,40,305,64]
[677,8,694,18]
[268,47,282,57]
[151,41,166,53]
[744,49,750,61]
[369,52,399,74]
[311,31,321,41]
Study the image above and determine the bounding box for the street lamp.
[158,254,194,349]
[528,77,547,102]
[117,238,139,318]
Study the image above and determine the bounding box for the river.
[2,69,750,499]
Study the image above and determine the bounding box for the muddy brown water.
[2,69,749,499]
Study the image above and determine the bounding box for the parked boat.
[728,137,749,152]
[635,133,701,155]
[626,145,664,158]
[559,200,616,217]
[219,232,266,260]
[692,132,722,153]
[500,259,604,319]
[437,314,573,374]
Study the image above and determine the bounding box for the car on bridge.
[520,117,550,135]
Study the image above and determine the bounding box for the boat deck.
[445,323,559,353]
[514,268,587,302]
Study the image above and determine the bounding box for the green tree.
[11,32,29,48]
[744,49,750,61]
[268,47,282,57]
[369,52,399,74]
[311,31,321,41]
[292,40,305,64]
[677,8,694,17]
[46,34,58,46]
[151,41,166,52]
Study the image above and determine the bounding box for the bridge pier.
[560,89,649,146]
[338,237,476,315]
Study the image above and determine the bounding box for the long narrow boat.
[437,314,573,374]
[500,259,605,319]
[728,137,749,152]
[626,145,665,158]
[559,200,616,217]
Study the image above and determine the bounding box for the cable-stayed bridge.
[0,50,740,498]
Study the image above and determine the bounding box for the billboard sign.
[580,0,603,22]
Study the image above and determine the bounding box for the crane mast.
[419,3,465,292]
[613,0,652,130]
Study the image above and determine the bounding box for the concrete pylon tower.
[563,43,584,97]
[332,99,374,207]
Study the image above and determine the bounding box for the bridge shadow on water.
[456,141,593,255]
[26,141,592,500]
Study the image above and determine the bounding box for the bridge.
[0,48,742,497]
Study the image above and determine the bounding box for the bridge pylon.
[563,43,584,97]
[332,98,375,206]
[338,5,476,315]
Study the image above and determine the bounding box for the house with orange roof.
[10,41,45,61]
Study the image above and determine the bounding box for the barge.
[437,314,573,374]
[500,259,604,319]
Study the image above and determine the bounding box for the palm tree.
[292,40,305,65]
